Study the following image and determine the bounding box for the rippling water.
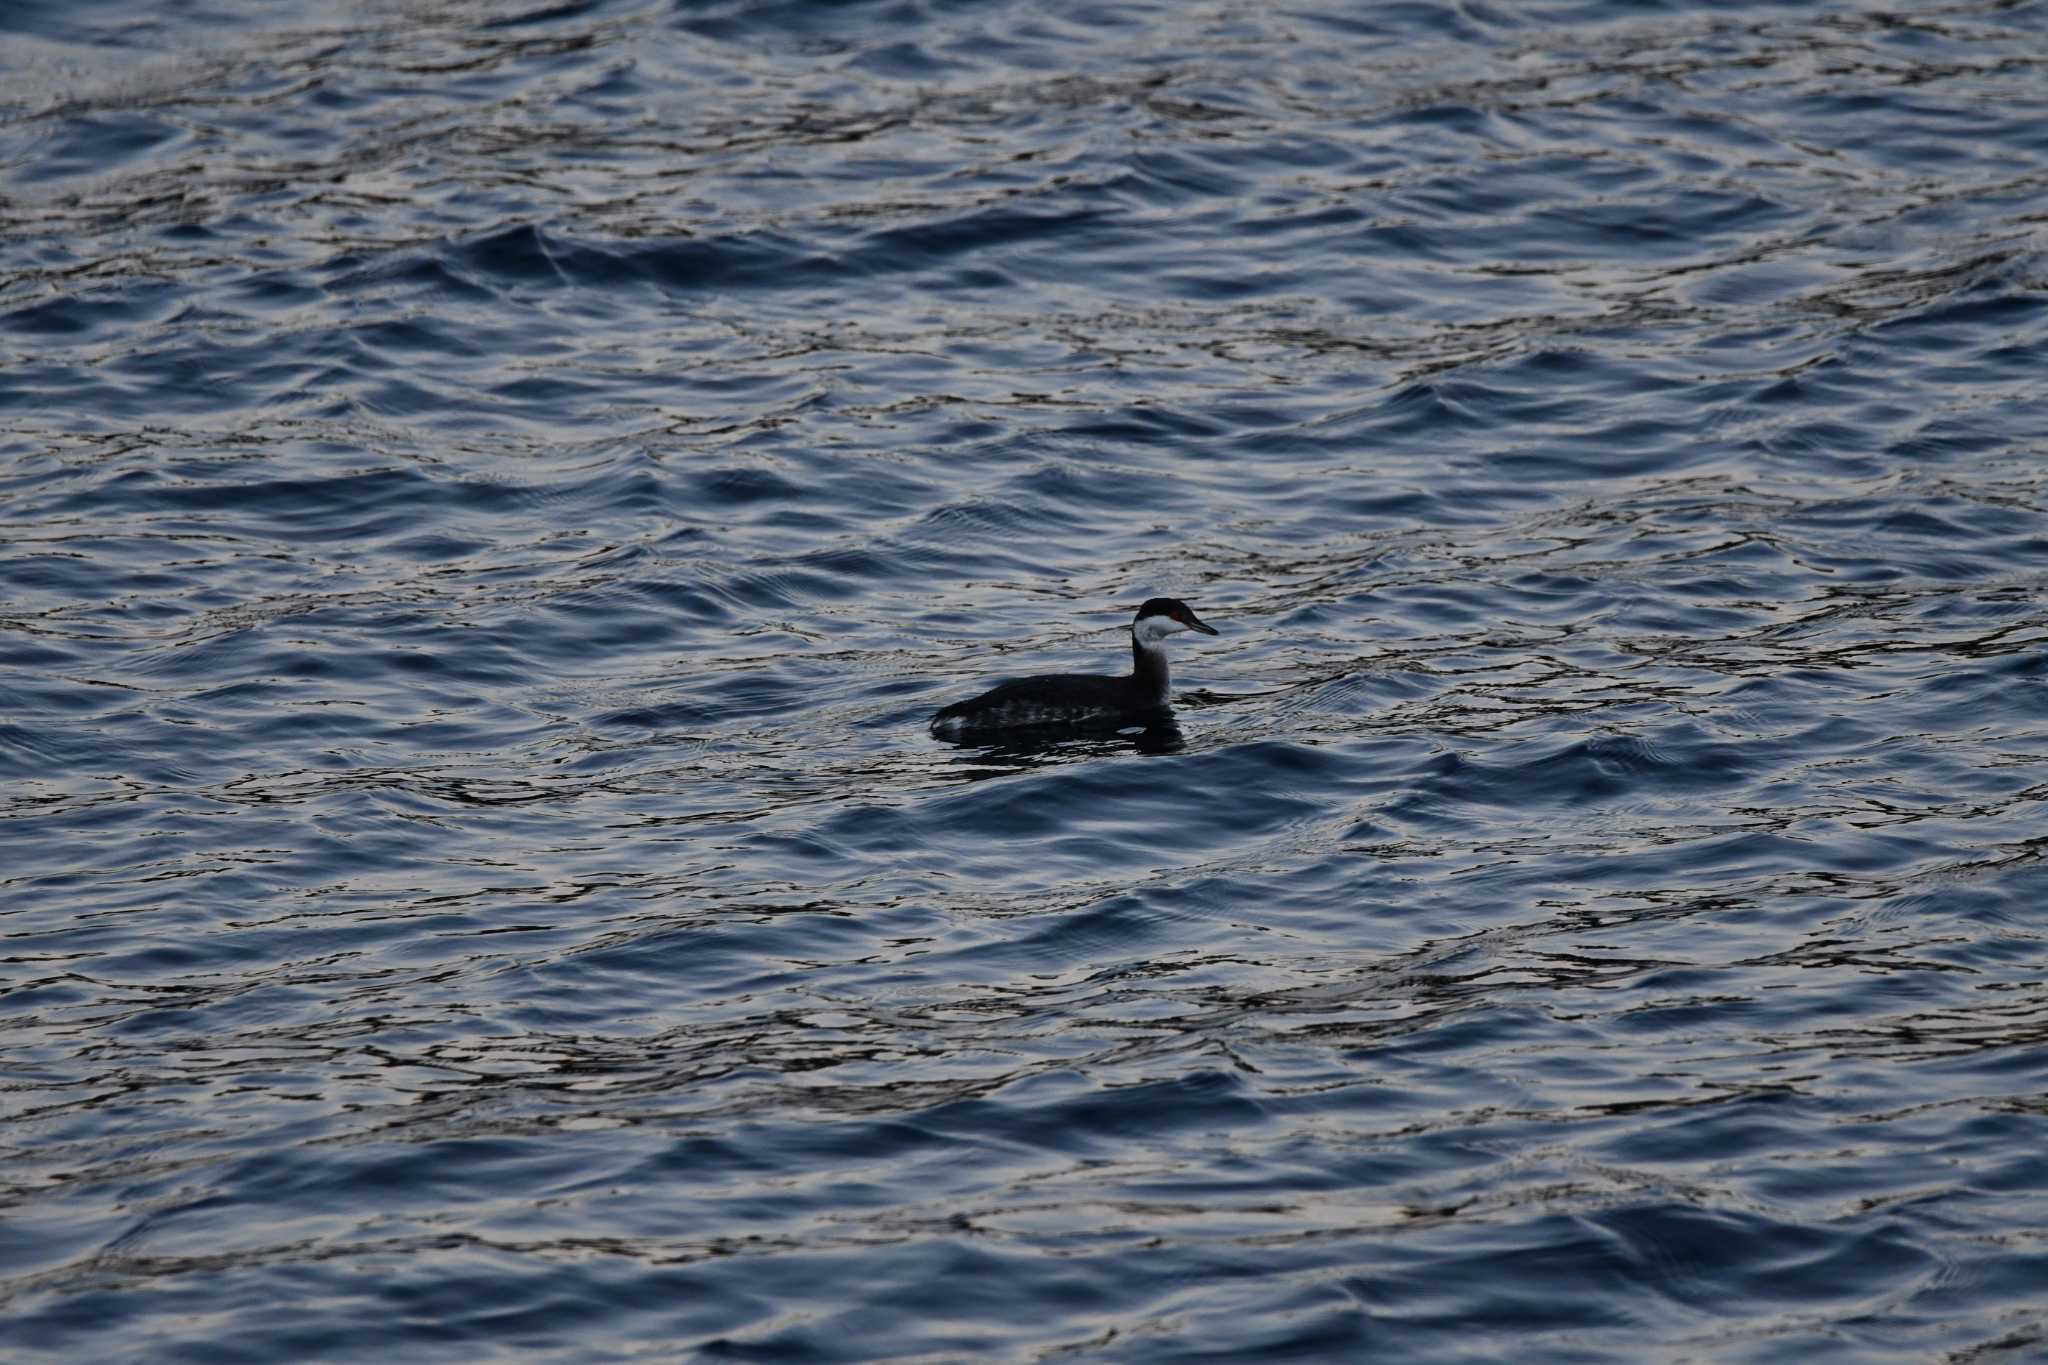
[5,0,2048,1358]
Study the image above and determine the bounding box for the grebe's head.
[1132,597,1220,646]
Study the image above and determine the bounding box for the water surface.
[3,0,2048,1359]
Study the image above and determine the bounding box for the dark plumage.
[929,598,1219,736]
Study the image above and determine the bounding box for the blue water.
[4,0,2047,1358]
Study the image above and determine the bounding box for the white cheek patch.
[1133,615,1186,646]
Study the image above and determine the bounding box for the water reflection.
[937,712,1189,776]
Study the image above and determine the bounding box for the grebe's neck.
[1131,631,1170,705]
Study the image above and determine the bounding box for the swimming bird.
[929,598,1220,736]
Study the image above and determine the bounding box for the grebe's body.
[929,598,1219,737]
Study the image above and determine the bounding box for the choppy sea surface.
[4,0,2048,1358]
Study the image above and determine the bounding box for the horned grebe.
[929,598,1219,736]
